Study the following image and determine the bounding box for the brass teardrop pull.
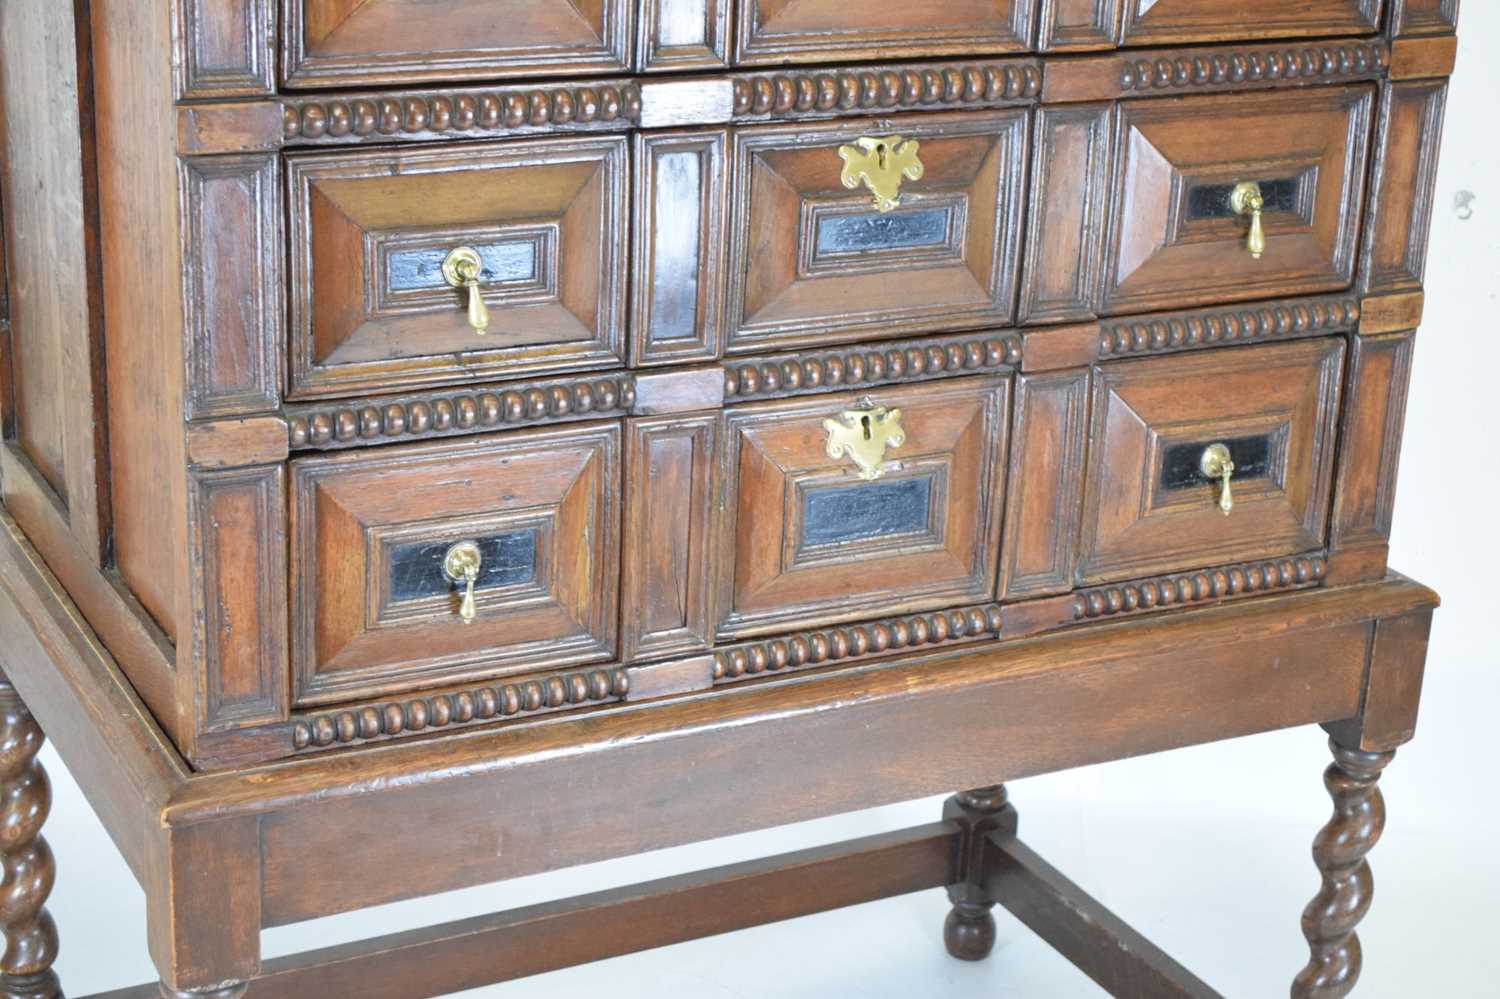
[442,246,490,334]
[1230,182,1266,260]
[1199,443,1236,516]
[442,541,483,624]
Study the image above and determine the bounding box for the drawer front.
[716,376,1010,639]
[1120,1,1381,47]
[1101,86,1374,317]
[727,112,1029,353]
[283,0,633,88]
[287,137,627,399]
[1078,338,1344,585]
[735,0,1030,66]
[289,423,620,706]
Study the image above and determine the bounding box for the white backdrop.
[39,8,1500,996]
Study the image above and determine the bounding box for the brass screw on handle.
[1199,443,1236,516]
[441,247,490,334]
[1230,181,1266,260]
[443,541,483,624]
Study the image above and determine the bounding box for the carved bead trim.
[713,604,1005,683]
[282,83,642,143]
[1118,43,1388,93]
[1072,555,1328,621]
[286,374,637,450]
[723,333,1022,401]
[731,61,1042,118]
[291,668,630,751]
[1097,297,1360,359]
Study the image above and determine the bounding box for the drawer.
[735,0,1030,66]
[289,423,621,706]
[1077,338,1344,585]
[715,376,1009,639]
[283,0,633,88]
[727,112,1029,353]
[287,137,627,400]
[1119,1,1382,48]
[1099,86,1374,317]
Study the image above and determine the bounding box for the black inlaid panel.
[814,207,950,256]
[802,475,932,547]
[389,530,538,602]
[1186,178,1299,220]
[1161,436,1272,490]
[386,240,537,292]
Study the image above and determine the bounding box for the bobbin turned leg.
[942,785,1017,961]
[0,673,60,999]
[1291,738,1395,999]
[159,985,247,999]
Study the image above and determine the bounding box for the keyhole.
[861,414,872,440]
[875,142,887,171]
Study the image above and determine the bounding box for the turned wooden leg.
[942,784,1017,961]
[1291,737,1395,999]
[0,675,60,999]
[159,985,247,999]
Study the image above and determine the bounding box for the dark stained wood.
[1020,103,1114,325]
[735,0,1030,67]
[1079,339,1344,584]
[1325,611,1434,752]
[146,819,260,993]
[288,423,621,706]
[282,0,634,88]
[631,130,727,367]
[1388,35,1459,80]
[1020,324,1103,372]
[1388,0,1461,36]
[175,103,285,157]
[1119,1,1379,47]
[174,0,274,99]
[1000,370,1090,600]
[0,672,62,999]
[1358,291,1424,334]
[1331,332,1415,551]
[622,414,718,661]
[714,377,1010,639]
[984,832,1221,998]
[639,0,730,71]
[0,0,110,566]
[1359,80,1449,295]
[179,154,283,419]
[1037,0,1121,51]
[285,137,628,399]
[185,418,290,470]
[185,579,1436,925]
[943,787,1014,960]
[1292,739,1393,999]
[726,111,1029,352]
[1100,87,1374,316]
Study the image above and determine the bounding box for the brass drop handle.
[1230,181,1266,260]
[838,136,924,213]
[1199,443,1235,516]
[442,541,483,624]
[442,247,490,334]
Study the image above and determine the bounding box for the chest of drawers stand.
[0,0,1457,995]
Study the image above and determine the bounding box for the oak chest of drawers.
[0,1,1457,996]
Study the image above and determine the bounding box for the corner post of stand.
[941,785,1017,961]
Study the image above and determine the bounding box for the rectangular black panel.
[1161,436,1272,490]
[389,530,538,602]
[386,240,537,292]
[802,475,933,547]
[814,206,951,256]
[1186,178,1299,220]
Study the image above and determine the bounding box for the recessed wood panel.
[640,0,730,70]
[1119,1,1380,47]
[715,376,1009,639]
[1100,86,1374,317]
[283,0,634,88]
[1360,80,1448,295]
[1331,331,1414,550]
[289,423,621,706]
[1078,338,1344,584]
[286,137,627,400]
[726,112,1029,353]
[735,0,1030,65]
